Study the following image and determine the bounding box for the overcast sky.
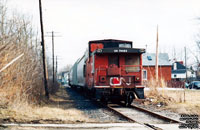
[7,0,200,70]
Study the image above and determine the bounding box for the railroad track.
[71,88,181,130]
[106,103,181,130]
[129,104,180,123]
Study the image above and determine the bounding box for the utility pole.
[184,46,187,102]
[49,31,55,83]
[39,0,49,99]
[46,31,61,84]
[52,31,55,83]
[155,25,159,82]
[56,56,58,76]
[145,44,147,52]
[185,47,187,82]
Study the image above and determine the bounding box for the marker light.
[112,77,120,84]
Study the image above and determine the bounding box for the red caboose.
[69,39,145,105]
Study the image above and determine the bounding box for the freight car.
[69,39,145,106]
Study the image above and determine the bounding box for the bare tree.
[192,17,200,78]
[0,0,47,106]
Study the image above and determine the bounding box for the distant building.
[142,53,172,82]
[58,71,69,85]
[171,61,196,81]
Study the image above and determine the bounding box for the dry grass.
[0,1,45,107]
[159,90,200,115]
[144,78,200,115]
[0,42,78,123]
[0,2,64,124]
[0,43,44,107]
[0,105,89,123]
[0,87,92,123]
[145,78,175,106]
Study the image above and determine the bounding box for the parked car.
[188,81,200,89]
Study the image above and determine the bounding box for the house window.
[143,70,147,80]
[173,63,177,70]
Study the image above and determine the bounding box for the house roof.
[172,62,186,70]
[171,62,186,74]
[142,53,171,66]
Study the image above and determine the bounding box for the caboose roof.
[89,39,132,44]
[88,39,133,53]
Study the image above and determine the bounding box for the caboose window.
[119,43,131,48]
[108,55,119,67]
[125,55,140,72]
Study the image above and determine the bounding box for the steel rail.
[70,88,136,123]
[72,87,163,130]
[130,104,181,124]
[106,104,163,130]
[106,104,135,123]
[69,87,177,130]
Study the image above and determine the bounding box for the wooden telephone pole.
[184,46,187,102]
[56,56,58,75]
[39,0,49,99]
[46,31,61,84]
[47,31,55,83]
[155,25,159,82]
[185,47,188,82]
[52,31,55,83]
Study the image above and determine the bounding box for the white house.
[171,61,196,80]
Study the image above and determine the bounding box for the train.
[69,39,145,105]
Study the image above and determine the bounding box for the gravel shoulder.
[63,86,127,123]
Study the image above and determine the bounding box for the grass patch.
[159,90,200,115]
[0,87,92,123]
[145,86,200,116]
[144,78,200,116]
